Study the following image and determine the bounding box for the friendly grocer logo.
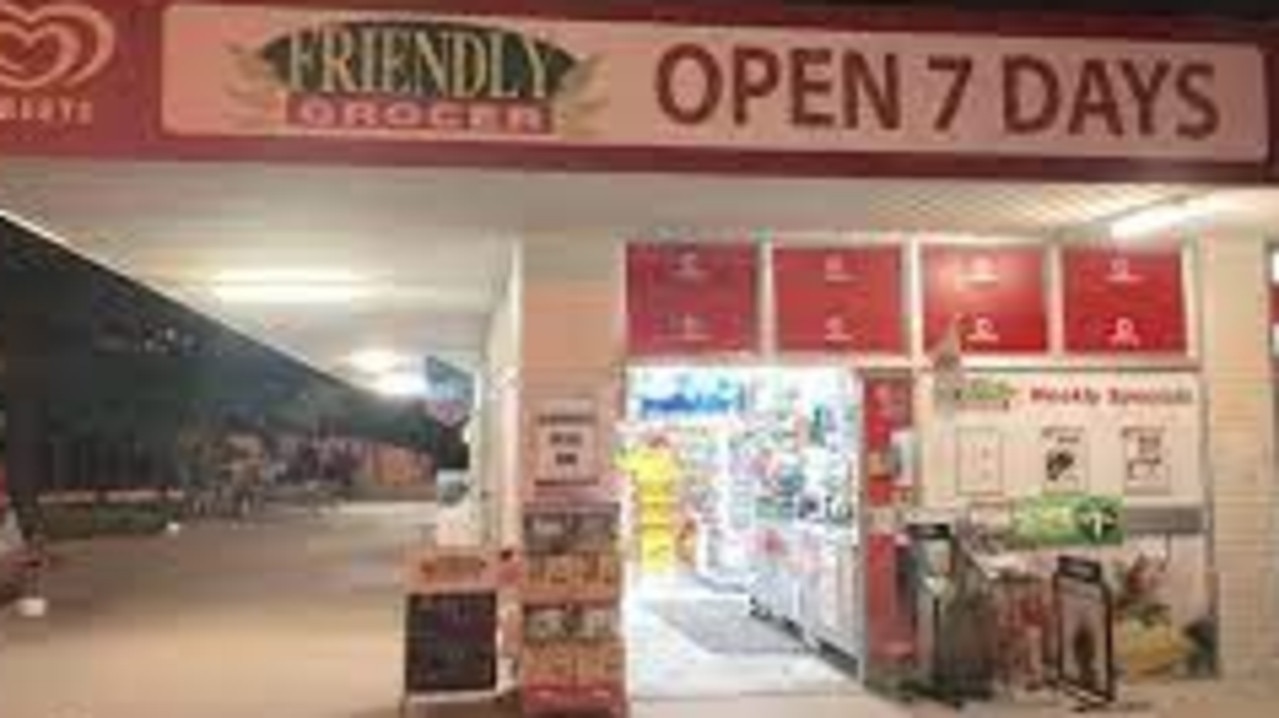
[227,18,605,137]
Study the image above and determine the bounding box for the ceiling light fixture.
[371,370,428,399]
[210,267,375,305]
[212,268,364,284]
[210,282,372,304]
[347,348,411,374]
[1109,195,1224,241]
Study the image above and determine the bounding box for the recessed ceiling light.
[212,268,364,284]
[347,348,412,374]
[209,267,375,305]
[371,371,427,398]
[210,283,372,304]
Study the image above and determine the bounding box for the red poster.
[1271,284,1279,359]
[773,247,905,353]
[1063,247,1187,354]
[922,245,1048,353]
[627,243,759,355]
[860,376,915,673]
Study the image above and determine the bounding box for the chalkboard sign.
[404,592,498,694]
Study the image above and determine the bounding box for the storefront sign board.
[922,246,1049,354]
[159,4,1267,167]
[0,1,1271,181]
[626,243,759,355]
[1063,247,1188,354]
[773,246,905,353]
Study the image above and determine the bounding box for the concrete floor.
[1,505,1274,718]
[624,570,856,699]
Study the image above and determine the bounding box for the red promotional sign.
[922,245,1048,353]
[1271,284,1279,358]
[0,0,141,156]
[860,376,914,670]
[626,243,759,355]
[1063,247,1187,354]
[773,246,904,353]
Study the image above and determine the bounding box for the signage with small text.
[627,243,759,355]
[773,246,905,353]
[1062,247,1188,355]
[922,245,1049,354]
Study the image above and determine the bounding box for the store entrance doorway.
[618,365,864,698]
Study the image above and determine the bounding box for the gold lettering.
[413,31,449,95]
[360,26,378,93]
[487,32,515,100]
[288,32,319,89]
[319,26,357,94]
[520,35,549,99]
[449,31,488,99]
[380,29,410,94]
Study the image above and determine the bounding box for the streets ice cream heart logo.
[0,1,115,91]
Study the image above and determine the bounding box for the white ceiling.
[1,157,1275,379]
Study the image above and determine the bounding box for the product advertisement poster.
[1054,556,1117,705]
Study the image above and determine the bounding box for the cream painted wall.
[520,233,623,376]
[1198,233,1279,678]
[516,232,624,520]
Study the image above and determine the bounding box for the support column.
[501,232,623,537]
[1199,234,1279,678]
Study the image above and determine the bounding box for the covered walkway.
[3,509,1278,718]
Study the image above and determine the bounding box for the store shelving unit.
[520,501,627,718]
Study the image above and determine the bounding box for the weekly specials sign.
[161,4,1268,163]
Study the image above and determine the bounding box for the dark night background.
[772,0,1278,19]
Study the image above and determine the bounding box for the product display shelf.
[520,501,627,718]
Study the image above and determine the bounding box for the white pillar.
[495,232,623,544]
[1199,234,1279,678]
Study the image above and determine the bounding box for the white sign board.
[165,6,1267,163]
[919,372,1202,509]
[532,398,600,491]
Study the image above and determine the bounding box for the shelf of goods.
[741,372,863,660]
[521,502,627,717]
